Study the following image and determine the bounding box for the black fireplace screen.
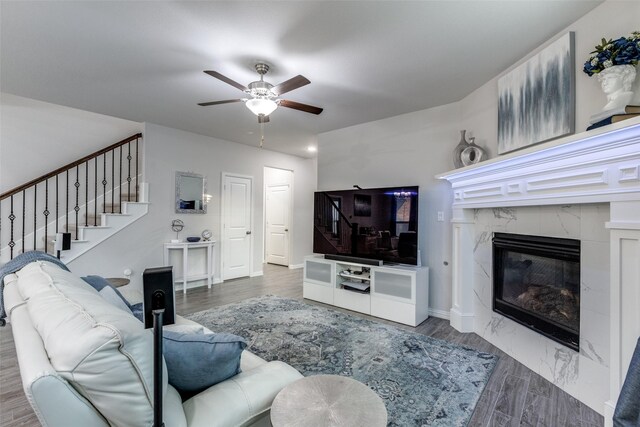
[493,232,580,350]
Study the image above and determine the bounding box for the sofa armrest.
[6,283,109,427]
[182,361,303,427]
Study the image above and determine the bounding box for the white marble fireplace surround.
[437,117,640,425]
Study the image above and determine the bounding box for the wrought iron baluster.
[127,142,132,201]
[44,180,49,253]
[94,157,97,226]
[55,175,59,234]
[75,166,80,240]
[85,162,89,227]
[135,137,139,202]
[119,146,122,213]
[102,154,107,214]
[66,171,69,234]
[111,150,115,213]
[9,196,15,259]
[22,190,25,253]
[33,184,37,250]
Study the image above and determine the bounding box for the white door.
[266,183,291,266]
[223,174,252,280]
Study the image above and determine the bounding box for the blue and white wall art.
[498,32,575,154]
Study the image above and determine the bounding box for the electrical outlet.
[437,211,444,222]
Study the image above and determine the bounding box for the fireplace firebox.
[492,232,580,350]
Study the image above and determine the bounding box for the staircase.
[0,133,148,264]
[313,192,354,254]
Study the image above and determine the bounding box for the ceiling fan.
[198,63,323,123]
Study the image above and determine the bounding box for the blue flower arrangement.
[583,31,640,76]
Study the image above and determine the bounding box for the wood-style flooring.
[0,264,604,426]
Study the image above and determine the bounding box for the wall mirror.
[175,171,207,214]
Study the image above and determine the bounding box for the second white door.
[266,183,291,266]
[223,174,252,280]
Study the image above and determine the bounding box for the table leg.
[183,246,188,294]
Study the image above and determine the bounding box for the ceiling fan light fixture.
[245,98,278,116]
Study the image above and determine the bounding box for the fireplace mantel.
[437,118,640,425]
[437,117,640,209]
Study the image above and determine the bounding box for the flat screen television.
[313,186,419,265]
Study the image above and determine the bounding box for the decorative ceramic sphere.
[171,219,184,233]
[201,229,212,241]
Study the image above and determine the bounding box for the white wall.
[0,93,143,192]
[317,0,640,319]
[69,123,316,287]
[318,103,459,317]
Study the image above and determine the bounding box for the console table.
[163,241,216,293]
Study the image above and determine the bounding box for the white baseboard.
[450,308,475,333]
[288,263,304,270]
[428,308,450,320]
[213,278,223,285]
[250,270,264,278]
[604,400,615,427]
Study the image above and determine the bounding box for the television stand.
[303,255,429,326]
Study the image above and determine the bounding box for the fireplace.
[492,232,580,350]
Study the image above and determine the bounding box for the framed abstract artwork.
[498,32,575,154]
[353,194,371,217]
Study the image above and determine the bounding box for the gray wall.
[317,1,640,318]
[318,103,459,318]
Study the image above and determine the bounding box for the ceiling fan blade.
[203,70,248,92]
[271,75,310,96]
[197,99,243,107]
[279,100,323,115]
[258,115,270,124]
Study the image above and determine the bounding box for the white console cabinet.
[303,255,429,326]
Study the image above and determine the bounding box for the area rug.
[186,295,498,426]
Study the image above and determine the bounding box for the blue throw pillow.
[130,302,144,321]
[82,275,133,313]
[163,329,247,396]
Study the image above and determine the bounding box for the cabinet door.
[304,259,334,286]
[372,269,415,303]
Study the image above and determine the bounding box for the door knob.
[246,231,252,235]
[285,228,289,232]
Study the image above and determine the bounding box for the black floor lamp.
[143,267,175,427]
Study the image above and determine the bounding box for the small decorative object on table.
[452,130,471,168]
[201,229,213,241]
[186,237,201,243]
[584,31,640,128]
[171,219,184,243]
[460,137,486,166]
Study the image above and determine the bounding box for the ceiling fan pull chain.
[260,122,265,148]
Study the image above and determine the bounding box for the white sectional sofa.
[3,260,303,427]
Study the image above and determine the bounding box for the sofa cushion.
[182,361,304,427]
[14,261,166,427]
[163,329,247,396]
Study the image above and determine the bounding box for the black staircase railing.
[0,133,142,261]
[314,192,355,254]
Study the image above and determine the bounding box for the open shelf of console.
[303,255,429,326]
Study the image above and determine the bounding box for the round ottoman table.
[270,374,387,427]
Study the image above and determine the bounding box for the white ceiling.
[1,1,602,158]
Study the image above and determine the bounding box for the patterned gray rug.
[186,295,498,426]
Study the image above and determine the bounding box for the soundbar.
[324,254,383,266]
